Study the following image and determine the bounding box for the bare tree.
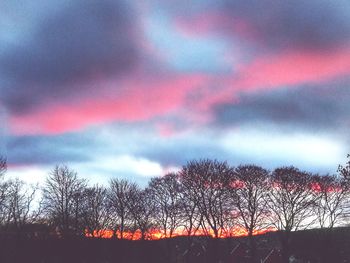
[0,156,6,177]
[338,154,350,182]
[266,166,318,263]
[178,185,202,237]
[312,173,348,262]
[179,159,233,239]
[0,156,9,227]
[127,187,155,240]
[82,184,110,238]
[338,155,350,220]
[42,165,87,237]
[230,165,270,263]
[6,179,40,235]
[147,173,182,238]
[107,179,138,239]
[314,174,347,229]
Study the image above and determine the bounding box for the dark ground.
[0,227,350,263]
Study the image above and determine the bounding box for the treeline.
[0,156,350,262]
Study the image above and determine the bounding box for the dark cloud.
[7,132,97,165]
[5,120,231,168]
[214,78,350,131]
[5,118,345,179]
[92,122,232,167]
[221,0,350,50]
[138,139,229,167]
[149,0,350,50]
[0,0,139,113]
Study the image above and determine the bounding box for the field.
[1,227,350,263]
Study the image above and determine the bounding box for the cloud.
[232,48,350,90]
[176,0,350,51]
[5,119,348,187]
[81,155,164,178]
[223,0,350,50]
[6,132,95,165]
[219,128,346,171]
[0,0,139,113]
[2,0,350,186]
[214,78,350,131]
[6,165,51,185]
[8,74,208,135]
[6,122,229,169]
[3,0,349,136]
[143,12,231,73]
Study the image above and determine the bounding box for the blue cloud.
[0,0,139,113]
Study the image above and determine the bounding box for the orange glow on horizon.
[85,227,276,240]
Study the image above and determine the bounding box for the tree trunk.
[120,217,124,240]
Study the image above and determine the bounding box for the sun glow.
[86,227,276,240]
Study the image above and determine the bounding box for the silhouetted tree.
[179,159,233,239]
[178,186,201,237]
[176,170,202,239]
[148,173,182,238]
[6,179,40,235]
[314,174,347,229]
[266,167,318,263]
[3,155,350,262]
[312,173,348,262]
[338,155,350,219]
[338,154,350,182]
[107,179,138,239]
[0,156,6,177]
[82,184,110,238]
[230,165,270,263]
[128,187,155,240]
[42,165,87,237]
[0,156,9,226]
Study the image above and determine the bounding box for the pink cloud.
[235,48,350,89]
[10,74,208,135]
[202,47,350,108]
[174,12,350,111]
[9,44,350,136]
[175,12,257,42]
[156,122,177,137]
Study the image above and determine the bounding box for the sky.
[1,0,350,186]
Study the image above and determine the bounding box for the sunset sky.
[1,0,350,185]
